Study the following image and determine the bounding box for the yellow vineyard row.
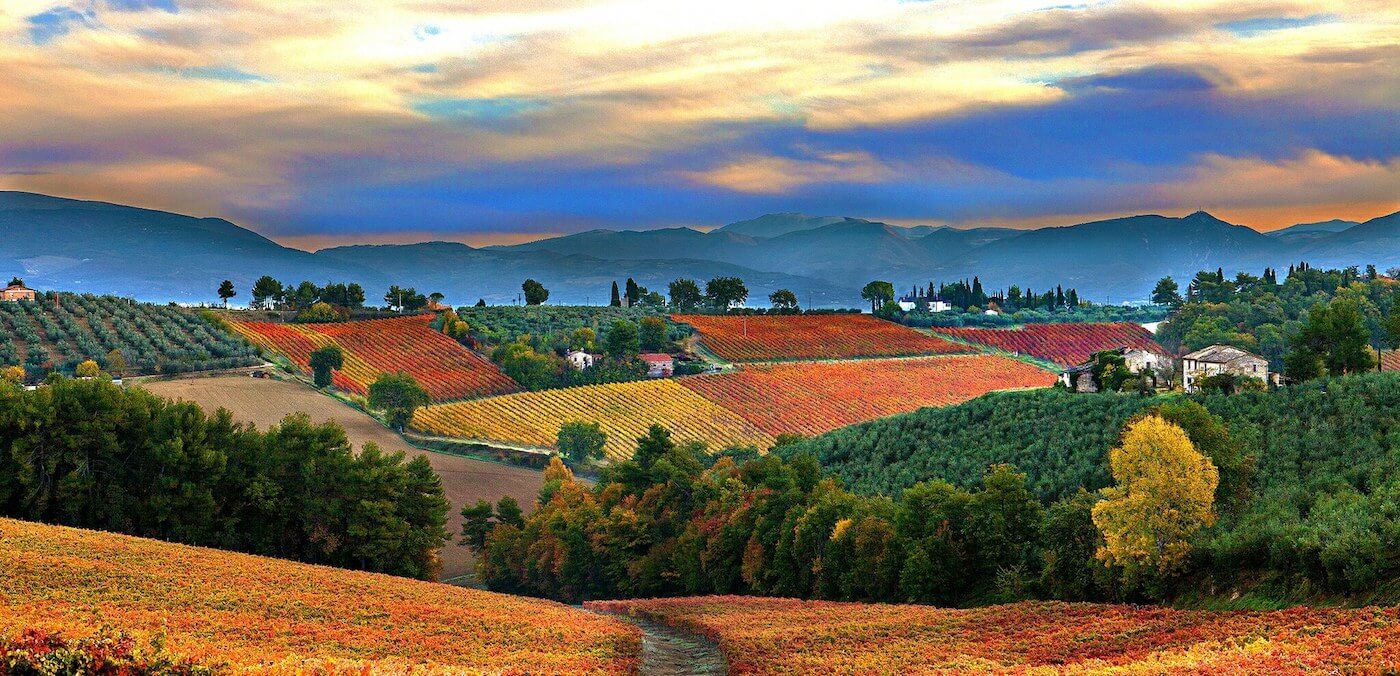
[413,379,776,460]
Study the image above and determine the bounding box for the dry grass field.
[141,375,545,581]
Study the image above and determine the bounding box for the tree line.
[465,399,1246,605]
[0,376,449,580]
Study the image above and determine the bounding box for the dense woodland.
[1155,264,1399,368]
[0,377,449,580]
[0,293,259,382]
[471,372,1400,606]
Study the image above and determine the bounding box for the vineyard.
[229,314,518,401]
[680,355,1057,436]
[0,293,259,381]
[932,322,1166,366]
[673,313,969,361]
[414,379,776,459]
[588,596,1399,674]
[0,518,640,673]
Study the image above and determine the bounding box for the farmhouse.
[639,353,674,377]
[1182,344,1270,392]
[566,350,596,370]
[1059,346,1171,392]
[897,293,952,313]
[3,279,36,302]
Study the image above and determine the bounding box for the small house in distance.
[638,353,675,378]
[566,350,596,370]
[1182,345,1270,392]
[1059,346,1172,392]
[2,279,36,302]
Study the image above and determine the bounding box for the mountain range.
[1,191,1396,307]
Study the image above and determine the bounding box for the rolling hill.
[3,190,1397,306]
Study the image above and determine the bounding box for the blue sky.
[1,0,1396,247]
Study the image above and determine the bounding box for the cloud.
[681,151,894,194]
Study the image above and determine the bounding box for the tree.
[569,328,596,352]
[368,372,430,430]
[429,291,445,305]
[385,286,427,313]
[610,281,621,307]
[1,365,23,385]
[668,278,703,310]
[8,277,22,287]
[705,277,748,310]
[75,360,101,378]
[769,289,798,311]
[475,298,487,307]
[521,279,549,306]
[1385,307,1400,352]
[251,276,284,310]
[1151,277,1181,307]
[625,278,640,306]
[99,350,126,379]
[289,281,320,310]
[860,281,895,313]
[1092,416,1218,578]
[639,316,667,351]
[557,420,607,464]
[217,280,236,308]
[1286,298,1376,381]
[309,346,344,388]
[605,320,640,358]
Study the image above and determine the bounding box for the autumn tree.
[1092,416,1219,579]
[2,365,25,385]
[75,360,102,378]
[309,345,344,388]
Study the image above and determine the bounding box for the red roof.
[638,353,674,363]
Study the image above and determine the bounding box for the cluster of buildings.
[1058,342,1279,393]
[567,350,678,378]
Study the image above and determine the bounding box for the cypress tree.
[610,281,621,307]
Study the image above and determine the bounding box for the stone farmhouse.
[1059,346,1172,392]
[1182,345,1271,392]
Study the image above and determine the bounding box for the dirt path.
[140,375,544,581]
[591,611,727,676]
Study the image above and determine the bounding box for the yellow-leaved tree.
[1092,415,1219,577]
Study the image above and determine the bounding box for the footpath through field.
[590,610,727,676]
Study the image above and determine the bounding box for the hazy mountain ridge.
[2,191,1396,306]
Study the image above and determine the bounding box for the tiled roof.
[1183,344,1263,363]
[638,353,674,363]
[1382,350,1400,373]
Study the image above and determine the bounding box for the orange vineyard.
[0,518,640,674]
[229,314,518,401]
[674,313,969,361]
[931,322,1166,367]
[679,355,1056,436]
[588,596,1400,674]
[413,379,777,459]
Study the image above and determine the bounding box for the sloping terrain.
[0,517,640,673]
[140,375,544,580]
[589,596,1399,674]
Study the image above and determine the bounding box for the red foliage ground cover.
[588,596,1400,674]
[231,314,518,401]
[679,355,1055,436]
[673,314,969,362]
[931,322,1166,366]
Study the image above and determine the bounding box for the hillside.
[590,596,1399,673]
[0,517,640,672]
[779,372,1400,501]
[6,190,1399,306]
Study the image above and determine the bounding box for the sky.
[1,0,1397,249]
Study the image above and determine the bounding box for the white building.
[566,350,596,370]
[1181,345,1270,392]
[638,353,675,377]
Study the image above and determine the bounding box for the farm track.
[140,375,544,580]
[591,611,726,676]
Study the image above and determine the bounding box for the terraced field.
[414,379,777,459]
[229,314,518,400]
[679,355,1056,436]
[674,313,969,362]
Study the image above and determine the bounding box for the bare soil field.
[141,375,544,582]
